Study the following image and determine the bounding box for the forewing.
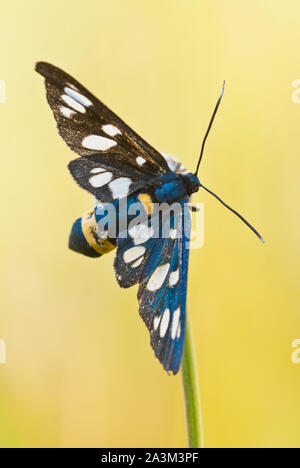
[36,62,170,175]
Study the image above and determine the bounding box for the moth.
[36,62,264,374]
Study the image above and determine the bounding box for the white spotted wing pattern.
[35,62,170,171]
[36,62,178,203]
[114,199,190,373]
[36,62,192,374]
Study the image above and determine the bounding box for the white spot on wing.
[89,171,112,188]
[147,263,170,291]
[60,106,75,118]
[82,135,117,151]
[131,256,144,268]
[171,307,180,339]
[169,229,177,239]
[176,323,181,338]
[160,308,170,338]
[109,177,131,199]
[66,83,78,91]
[169,269,179,287]
[90,167,105,174]
[102,124,121,137]
[64,87,92,107]
[128,224,153,245]
[153,315,161,331]
[62,94,86,113]
[123,246,146,264]
[136,156,146,166]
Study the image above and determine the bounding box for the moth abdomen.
[69,209,116,258]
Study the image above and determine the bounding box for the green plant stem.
[181,310,203,448]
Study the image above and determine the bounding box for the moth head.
[181,173,200,196]
[193,81,264,243]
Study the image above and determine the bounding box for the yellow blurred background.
[0,0,299,448]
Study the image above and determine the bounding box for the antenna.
[194,81,264,242]
[200,183,265,243]
[194,80,225,177]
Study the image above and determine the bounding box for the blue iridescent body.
[153,172,200,204]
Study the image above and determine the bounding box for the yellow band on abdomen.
[81,209,115,255]
[138,193,154,215]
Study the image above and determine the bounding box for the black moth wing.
[35,62,170,177]
[113,199,191,374]
[68,153,152,203]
